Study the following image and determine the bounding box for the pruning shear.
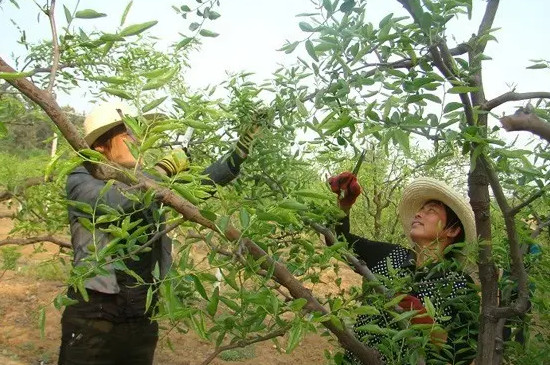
[352,149,366,176]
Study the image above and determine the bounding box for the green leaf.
[424,296,436,318]
[119,20,158,37]
[173,184,200,204]
[63,5,72,24]
[392,328,415,342]
[142,96,167,112]
[206,287,220,316]
[278,41,299,54]
[286,322,304,353]
[393,129,410,156]
[199,29,219,37]
[305,40,318,62]
[79,148,107,161]
[290,298,308,311]
[101,87,133,99]
[120,1,133,26]
[183,119,210,130]
[299,21,314,32]
[279,200,308,211]
[145,286,153,312]
[53,294,79,310]
[421,93,442,104]
[90,75,129,85]
[340,0,355,13]
[353,305,380,316]
[98,180,115,200]
[443,102,463,113]
[294,190,331,200]
[322,0,334,14]
[206,10,221,20]
[191,274,208,300]
[239,208,250,229]
[75,9,107,19]
[390,309,418,324]
[220,297,240,312]
[384,293,407,309]
[355,324,386,335]
[526,63,547,69]
[76,280,89,302]
[176,37,193,51]
[448,86,479,94]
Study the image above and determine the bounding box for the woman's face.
[95,127,137,168]
[409,200,452,247]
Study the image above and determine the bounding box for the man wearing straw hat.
[58,101,259,365]
[328,172,479,364]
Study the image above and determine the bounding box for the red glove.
[397,294,434,325]
[328,171,361,210]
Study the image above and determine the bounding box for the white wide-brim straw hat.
[398,177,477,245]
[83,101,134,146]
[83,101,166,146]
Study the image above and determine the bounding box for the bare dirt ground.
[0,204,361,365]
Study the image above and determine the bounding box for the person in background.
[328,172,479,364]
[58,101,260,365]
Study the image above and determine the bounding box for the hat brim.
[84,113,169,146]
[398,177,476,244]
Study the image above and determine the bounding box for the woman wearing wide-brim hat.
[328,173,479,364]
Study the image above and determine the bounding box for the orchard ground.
[0,202,361,365]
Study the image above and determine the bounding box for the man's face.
[409,200,449,247]
[96,126,137,168]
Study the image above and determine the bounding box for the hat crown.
[83,101,135,146]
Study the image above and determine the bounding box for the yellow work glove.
[156,149,190,176]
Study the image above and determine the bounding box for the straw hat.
[398,177,476,244]
[83,101,134,146]
[83,101,166,146]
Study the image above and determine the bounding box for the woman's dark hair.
[444,204,465,244]
[91,124,127,151]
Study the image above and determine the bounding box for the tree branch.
[500,109,550,143]
[480,157,530,319]
[483,91,550,111]
[200,325,291,365]
[46,0,60,93]
[0,176,52,202]
[0,235,70,248]
[476,0,500,55]
[510,189,545,217]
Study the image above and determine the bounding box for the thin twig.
[200,325,291,365]
[46,0,60,94]
[0,235,70,248]
[510,189,546,217]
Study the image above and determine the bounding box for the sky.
[1,0,549,133]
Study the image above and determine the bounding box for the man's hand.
[234,107,271,158]
[156,149,190,176]
[328,171,361,211]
